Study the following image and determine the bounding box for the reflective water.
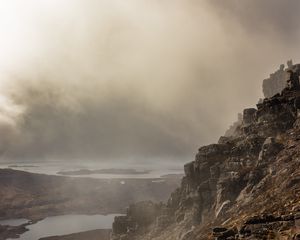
[0,161,183,179]
[8,214,120,240]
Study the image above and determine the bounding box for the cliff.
[111,62,300,240]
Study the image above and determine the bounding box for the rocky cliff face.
[111,63,300,240]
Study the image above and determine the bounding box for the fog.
[0,0,300,162]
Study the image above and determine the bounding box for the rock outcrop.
[262,63,286,98]
[111,62,300,240]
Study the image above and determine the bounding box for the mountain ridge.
[111,62,300,240]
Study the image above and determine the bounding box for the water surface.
[0,161,183,179]
[8,214,120,240]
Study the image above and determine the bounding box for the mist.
[0,0,300,162]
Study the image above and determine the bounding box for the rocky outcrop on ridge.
[263,60,300,98]
[262,63,286,98]
[111,62,300,240]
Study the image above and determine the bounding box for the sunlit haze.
[0,0,300,162]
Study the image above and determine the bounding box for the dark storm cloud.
[207,0,300,41]
[6,80,198,160]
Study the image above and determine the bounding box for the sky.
[0,0,300,163]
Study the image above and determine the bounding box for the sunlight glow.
[0,0,70,72]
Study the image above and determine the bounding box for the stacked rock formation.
[262,64,286,98]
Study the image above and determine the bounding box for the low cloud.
[0,0,299,162]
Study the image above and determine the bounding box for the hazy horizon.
[0,0,300,162]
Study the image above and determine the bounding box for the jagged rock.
[111,201,162,238]
[243,108,257,125]
[263,60,300,97]
[244,214,280,225]
[257,137,283,166]
[126,201,161,228]
[193,144,231,183]
[168,188,182,209]
[230,134,265,160]
[237,213,300,239]
[112,216,135,235]
[196,144,231,163]
[262,64,286,98]
[184,162,195,179]
[218,136,231,144]
[224,113,243,137]
[286,61,300,90]
[215,175,246,213]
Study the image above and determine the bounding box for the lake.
[0,161,183,179]
[4,214,120,240]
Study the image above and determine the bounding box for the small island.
[57,168,150,176]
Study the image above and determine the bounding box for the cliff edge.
[111,61,300,240]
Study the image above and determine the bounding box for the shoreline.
[0,168,181,240]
